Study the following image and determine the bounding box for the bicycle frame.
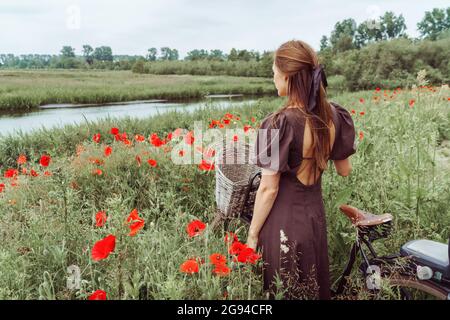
[332,228,379,296]
[332,225,450,299]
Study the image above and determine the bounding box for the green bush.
[321,36,450,90]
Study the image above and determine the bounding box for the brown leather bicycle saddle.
[339,204,393,227]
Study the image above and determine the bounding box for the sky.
[0,0,449,58]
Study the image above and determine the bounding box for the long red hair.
[271,39,333,181]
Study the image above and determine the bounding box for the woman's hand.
[246,232,259,250]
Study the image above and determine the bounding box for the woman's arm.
[333,158,352,176]
[246,168,281,249]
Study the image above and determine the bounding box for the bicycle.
[332,204,450,300]
[229,171,449,299]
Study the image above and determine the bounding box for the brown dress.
[250,102,357,300]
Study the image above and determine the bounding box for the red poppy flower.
[135,134,146,142]
[0,183,5,193]
[17,154,27,165]
[95,211,107,227]
[209,119,220,128]
[114,132,128,142]
[147,159,157,167]
[229,241,246,255]
[243,125,252,133]
[212,263,231,276]
[224,232,239,244]
[149,133,164,147]
[21,168,27,174]
[126,208,145,236]
[91,235,116,261]
[4,169,18,178]
[375,87,381,92]
[359,131,364,140]
[409,99,415,108]
[110,127,119,135]
[186,219,206,237]
[88,290,107,300]
[122,138,132,146]
[104,146,112,157]
[129,219,146,237]
[39,154,51,167]
[233,135,238,142]
[209,253,227,265]
[92,169,103,176]
[180,259,200,274]
[251,117,256,123]
[93,133,101,143]
[351,109,356,114]
[359,98,365,103]
[30,169,39,177]
[44,171,52,176]
[223,118,230,125]
[236,246,261,264]
[184,131,194,145]
[198,159,215,171]
[178,149,185,157]
[359,111,365,116]
[166,132,173,141]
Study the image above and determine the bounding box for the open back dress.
[250,102,357,300]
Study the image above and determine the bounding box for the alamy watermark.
[66,5,81,30]
[169,121,282,173]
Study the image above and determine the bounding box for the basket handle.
[241,170,262,212]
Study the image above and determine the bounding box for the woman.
[246,40,357,300]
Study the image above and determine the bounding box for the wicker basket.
[214,137,261,224]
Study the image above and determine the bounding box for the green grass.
[0,85,449,299]
[0,69,276,111]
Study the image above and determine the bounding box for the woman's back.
[253,101,356,185]
[281,104,339,186]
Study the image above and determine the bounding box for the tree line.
[0,45,266,70]
[320,7,450,52]
[317,7,450,90]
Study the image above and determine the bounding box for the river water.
[0,94,264,137]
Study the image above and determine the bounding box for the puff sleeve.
[329,103,357,160]
[250,112,294,173]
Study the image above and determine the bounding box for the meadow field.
[0,70,276,111]
[0,81,449,299]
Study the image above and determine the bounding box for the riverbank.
[0,69,277,111]
[0,96,263,137]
